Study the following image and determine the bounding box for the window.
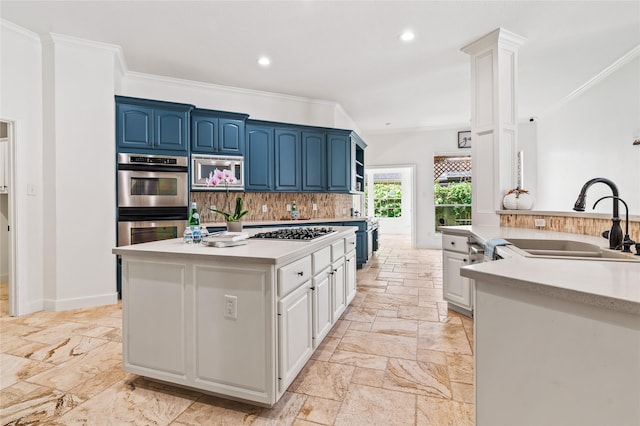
[434,155,472,230]
[366,172,402,218]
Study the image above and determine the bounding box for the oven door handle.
[119,214,188,221]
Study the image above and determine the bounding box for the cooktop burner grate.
[250,227,336,241]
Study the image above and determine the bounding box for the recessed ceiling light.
[258,56,271,66]
[400,31,415,42]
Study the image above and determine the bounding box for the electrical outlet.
[286,204,291,212]
[534,218,546,227]
[342,208,346,214]
[262,204,268,213]
[224,295,237,319]
[312,203,318,211]
[211,204,216,211]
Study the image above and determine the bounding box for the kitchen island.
[446,225,640,426]
[112,226,357,406]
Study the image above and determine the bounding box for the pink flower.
[206,171,220,187]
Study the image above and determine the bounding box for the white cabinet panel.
[345,251,356,305]
[278,281,313,392]
[194,265,271,394]
[312,267,332,346]
[124,260,187,377]
[331,259,346,322]
[443,250,472,311]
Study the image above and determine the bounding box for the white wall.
[536,56,640,215]
[0,21,45,314]
[363,127,471,248]
[41,34,119,310]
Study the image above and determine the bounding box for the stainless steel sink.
[505,238,639,262]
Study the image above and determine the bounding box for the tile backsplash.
[191,191,363,223]
[500,212,640,239]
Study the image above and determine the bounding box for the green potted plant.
[206,169,248,231]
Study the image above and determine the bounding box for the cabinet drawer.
[331,240,345,261]
[442,234,469,253]
[278,256,312,297]
[344,235,356,253]
[312,246,332,275]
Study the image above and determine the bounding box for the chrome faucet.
[573,178,624,250]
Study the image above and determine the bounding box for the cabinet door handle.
[297,271,304,277]
[349,242,356,245]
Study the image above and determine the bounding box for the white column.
[461,28,526,226]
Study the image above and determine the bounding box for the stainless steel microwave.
[191,154,244,190]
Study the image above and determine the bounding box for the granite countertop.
[202,217,375,227]
[440,225,640,313]
[113,226,358,266]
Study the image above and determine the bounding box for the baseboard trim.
[43,292,119,312]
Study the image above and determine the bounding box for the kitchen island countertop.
[113,226,358,266]
[439,225,640,313]
[201,217,376,228]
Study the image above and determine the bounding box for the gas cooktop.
[250,227,336,241]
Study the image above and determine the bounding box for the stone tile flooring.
[0,234,474,425]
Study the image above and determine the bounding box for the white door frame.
[1,119,17,316]
[365,164,416,248]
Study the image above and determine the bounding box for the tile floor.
[0,234,474,425]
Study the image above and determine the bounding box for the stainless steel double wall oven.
[117,153,188,246]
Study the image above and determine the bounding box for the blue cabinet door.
[327,132,351,192]
[245,124,274,191]
[154,108,189,152]
[274,128,301,191]
[191,114,218,152]
[219,118,244,155]
[302,131,326,191]
[117,103,153,150]
[356,231,367,267]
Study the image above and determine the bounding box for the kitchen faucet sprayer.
[593,195,636,253]
[573,178,623,250]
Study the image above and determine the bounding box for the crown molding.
[461,27,527,55]
[538,44,640,118]
[1,19,40,43]
[124,70,340,108]
[44,33,128,76]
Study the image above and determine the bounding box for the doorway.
[364,165,415,245]
[0,120,15,317]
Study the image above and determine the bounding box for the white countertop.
[202,217,374,227]
[113,226,358,266]
[440,226,640,313]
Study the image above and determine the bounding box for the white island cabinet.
[113,226,357,407]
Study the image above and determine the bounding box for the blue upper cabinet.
[116,96,193,155]
[245,124,274,191]
[327,131,351,192]
[274,128,302,191]
[191,109,248,156]
[117,103,153,149]
[302,130,326,191]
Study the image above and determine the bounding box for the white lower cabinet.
[345,250,356,304]
[330,259,346,322]
[312,267,332,346]
[120,229,357,407]
[277,281,313,393]
[442,250,471,308]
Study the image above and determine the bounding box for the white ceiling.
[2,1,639,133]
